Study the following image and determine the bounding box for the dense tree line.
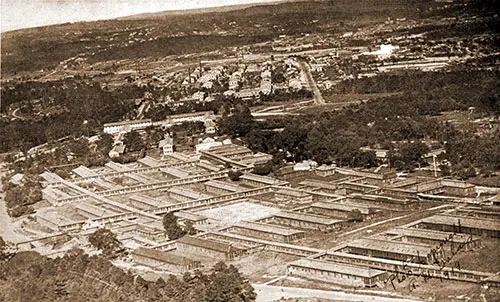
[88,229,125,258]
[218,70,500,176]
[162,212,197,240]
[0,249,255,302]
[328,70,499,115]
[0,79,134,153]
[2,179,41,217]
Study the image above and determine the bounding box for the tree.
[163,212,186,240]
[351,150,378,168]
[96,133,114,154]
[349,210,364,222]
[392,142,430,171]
[184,221,197,236]
[123,130,145,152]
[218,105,255,137]
[252,163,272,176]
[205,261,256,302]
[228,170,243,181]
[88,228,123,258]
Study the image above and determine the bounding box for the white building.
[195,137,223,153]
[204,120,217,134]
[294,160,318,171]
[159,135,174,155]
[103,119,152,135]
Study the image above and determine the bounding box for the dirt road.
[299,60,325,105]
[253,284,422,302]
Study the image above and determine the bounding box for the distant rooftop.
[346,238,433,257]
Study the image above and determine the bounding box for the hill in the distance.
[1,0,437,77]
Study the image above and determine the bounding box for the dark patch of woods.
[0,247,255,302]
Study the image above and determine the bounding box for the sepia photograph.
[0,0,499,301]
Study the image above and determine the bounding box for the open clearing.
[197,201,280,226]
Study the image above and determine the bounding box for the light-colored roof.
[10,173,24,184]
[233,221,304,236]
[197,160,221,172]
[299,179,338,191]
[204,180,242,192]
[111,144,125,154]
[349,193,409,205]
[40,171,63,183]
[290,259,386,278]
[272,211,344,226]
[422,215,500,232]
[276,189,310,198]
[348,238,432,257]
[174,211,208,222]
[129,194,163,207]
[137,156,161,167]
[387,227,478,243]
[133,247,198,265]
[316,164,336,171]
[72,166,98,178]
[104,119,152,127]
[161,167,190,178]
[105,161,130,172]
[311,202,375,215]
[177,236,243,253]
[169,187,211,200]
[240,173,289,186]
[75,203,118,217]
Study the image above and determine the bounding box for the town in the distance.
[0,0,499,301]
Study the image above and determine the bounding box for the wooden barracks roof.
[290,259,386,278]
[347,238,433,257]
[233,221,304,236]
[271,211,344,226]
[176,236,243,253]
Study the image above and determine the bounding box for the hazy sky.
[1,0,277,32]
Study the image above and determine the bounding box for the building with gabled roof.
[159,134,174,155]
[175,236,245,260]
[226,221,305,243]
[131,247,201,273]
[340,238,435,264]
[288,258,387,287]
[259,211,344,231]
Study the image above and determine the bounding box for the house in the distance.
[159,134,174,155]
[109,141,125,158]
[204,120,217,134]
[195,137,223,152]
